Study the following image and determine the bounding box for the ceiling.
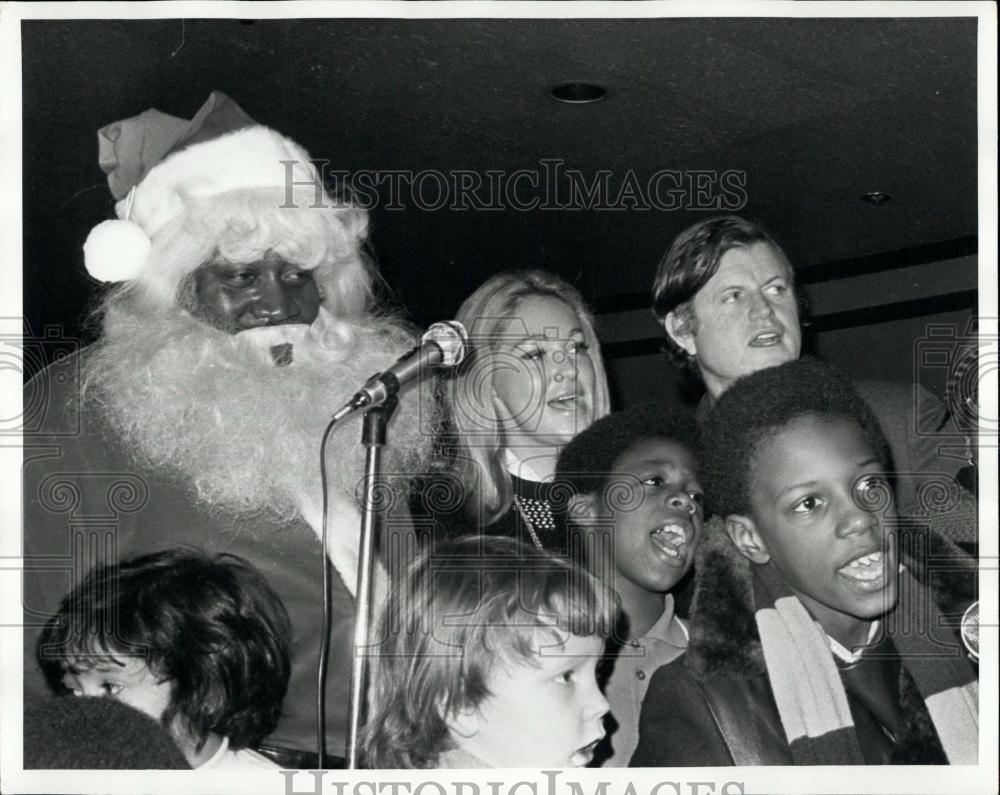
[20,14,979,344]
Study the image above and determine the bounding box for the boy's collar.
[196,734,230,769]
[640,593,689,648]
[827,620,880,665]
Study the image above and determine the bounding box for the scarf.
[690,518,978,765]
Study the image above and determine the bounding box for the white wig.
[119,186,374,321]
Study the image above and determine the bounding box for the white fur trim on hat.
[120,126,324,240]
[84,124,328,284]
[83,219,152,282]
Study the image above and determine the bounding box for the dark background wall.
[18,16,981,412]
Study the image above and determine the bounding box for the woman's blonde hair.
[446,270,610,524]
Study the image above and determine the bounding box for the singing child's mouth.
[569,736,604,767]
[650,522,693,566]
[837,549,888,591]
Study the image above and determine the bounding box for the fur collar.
[683,517,977,682]
[684,518,765,680]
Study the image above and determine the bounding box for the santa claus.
[23,92,435,767]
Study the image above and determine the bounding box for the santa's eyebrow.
[210,261,256,272]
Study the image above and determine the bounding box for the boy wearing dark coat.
[631,358,978,766]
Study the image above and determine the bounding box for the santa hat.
[83,92,335,284]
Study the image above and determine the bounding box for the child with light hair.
[363,535,618,768]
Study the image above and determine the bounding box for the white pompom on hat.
[83,92,328,283]
[83,219,152,282]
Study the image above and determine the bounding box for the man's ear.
[664,310,698,357]
[725,515,770,564]
[567,492,601,527]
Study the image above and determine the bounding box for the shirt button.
[636,670,646,681]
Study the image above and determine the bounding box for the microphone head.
[423,321,468,367]
[960,601,979,662]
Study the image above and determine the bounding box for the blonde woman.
[424,270,611,553]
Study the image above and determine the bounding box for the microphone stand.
[345,393,398,769]
[317,325,466,767]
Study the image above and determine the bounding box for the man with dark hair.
[650,214,975,543]
[652,214,798,385]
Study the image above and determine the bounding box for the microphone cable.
[314,319,467,766]
[316,414,341,768]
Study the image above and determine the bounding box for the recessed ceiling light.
[862,191,892,205]
[550,83,607,104]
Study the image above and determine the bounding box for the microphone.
[332,321,468,420]
[960,601,979,663]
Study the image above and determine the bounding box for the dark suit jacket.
[853,380,977,545]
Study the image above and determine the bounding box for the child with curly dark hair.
[631,357,978,767]
[36,548,291,769]
[556,402,704,766]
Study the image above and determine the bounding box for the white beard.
[84,303,437,595]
